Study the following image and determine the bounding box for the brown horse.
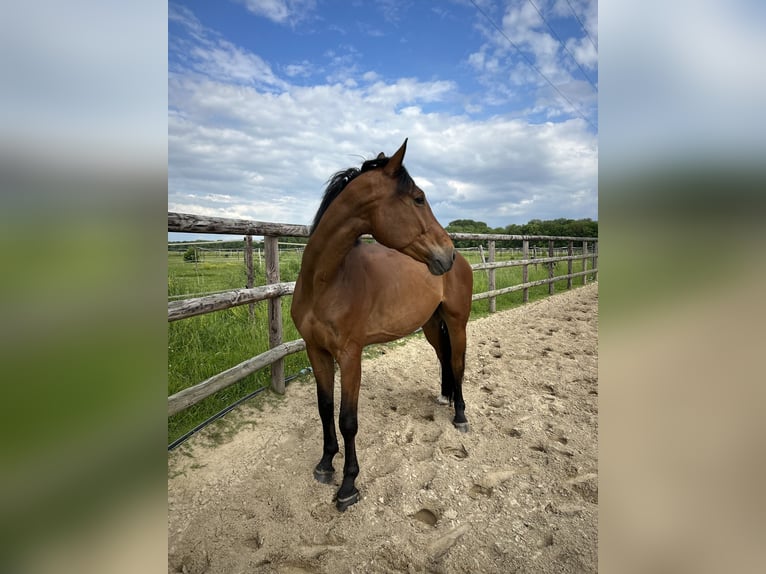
[291,139,473,511]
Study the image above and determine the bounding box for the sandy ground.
[168,283,598,573]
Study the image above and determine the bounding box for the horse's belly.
[363,270,443,344]
[321,243,445,345]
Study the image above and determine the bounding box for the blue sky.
[169,0,598,238]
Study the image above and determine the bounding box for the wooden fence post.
[593,241,598,282]
[582,241,589,285]
[567,240,573,290]
[488,240,496,313]
[265,236,285,394]
[522,239,529,303]
[244,235,254,319]
[548,240,555,295]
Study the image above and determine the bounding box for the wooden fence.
[167,212,598,417]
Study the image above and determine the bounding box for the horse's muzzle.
[427,249,456,275]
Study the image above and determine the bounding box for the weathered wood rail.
[168,212,597,416]
[168,283,296,322]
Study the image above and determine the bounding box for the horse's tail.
[438,319,456,401]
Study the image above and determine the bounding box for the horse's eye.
[414,196,425,206]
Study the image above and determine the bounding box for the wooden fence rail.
[168,212,597,416]
[472,270,595,301]
[168,339,306,416]
[168,283,296,322]
[471,254,590,271]
[168,212,311,237]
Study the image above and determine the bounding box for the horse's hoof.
[453,421,470,433]
[313,467,335,484]
[335,490,360,512]
[435,394,451,405]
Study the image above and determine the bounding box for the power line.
[468,0,597,131]
[563,0,597,52]
[167,367,312,451]
[526,0,597,92]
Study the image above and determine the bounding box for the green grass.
[168,251,307,444]
[167,247,594,444]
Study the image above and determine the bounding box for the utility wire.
[469,0,597,131]
[563,0,597,52]
[167,367,313,451]
[526,0,597,91]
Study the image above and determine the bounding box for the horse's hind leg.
[423,313,455,406]
[307,346,338,484]
[433,307,469,433]
[444,318,469,432]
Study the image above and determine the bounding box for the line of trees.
[445,218,598,248]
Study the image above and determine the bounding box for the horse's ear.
[383,138,408,175]
[376,152,386,159]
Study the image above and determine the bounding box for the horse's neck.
[302,200,370,289]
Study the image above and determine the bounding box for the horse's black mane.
[310,156,414,235]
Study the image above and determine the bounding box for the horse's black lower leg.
[333,354,362,511]
[442,319,469,433]
[336,403,360,511]
[451,357,468,432]
[314,381,339,483]
[308,348,338,484]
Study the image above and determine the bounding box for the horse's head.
[363,139,456,275]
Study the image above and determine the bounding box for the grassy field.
[167,246,593,444]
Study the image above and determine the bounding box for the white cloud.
[203,193,234,203]
[400,106,422,117]
[553,0,598,48]
[170,5,286,89]
[169,5,598,231]
[189,41,287,88]
[467,0,598,123]
[365,79,456,108]
[242,0,288,22]
[284,61,313,78]
[238,0,317,26]
[168,4,205,39]
[567,36,598,70]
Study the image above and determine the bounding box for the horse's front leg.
[335,349,362,511]
[308,346,338,484]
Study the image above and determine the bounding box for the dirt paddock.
[168,283,598,573]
